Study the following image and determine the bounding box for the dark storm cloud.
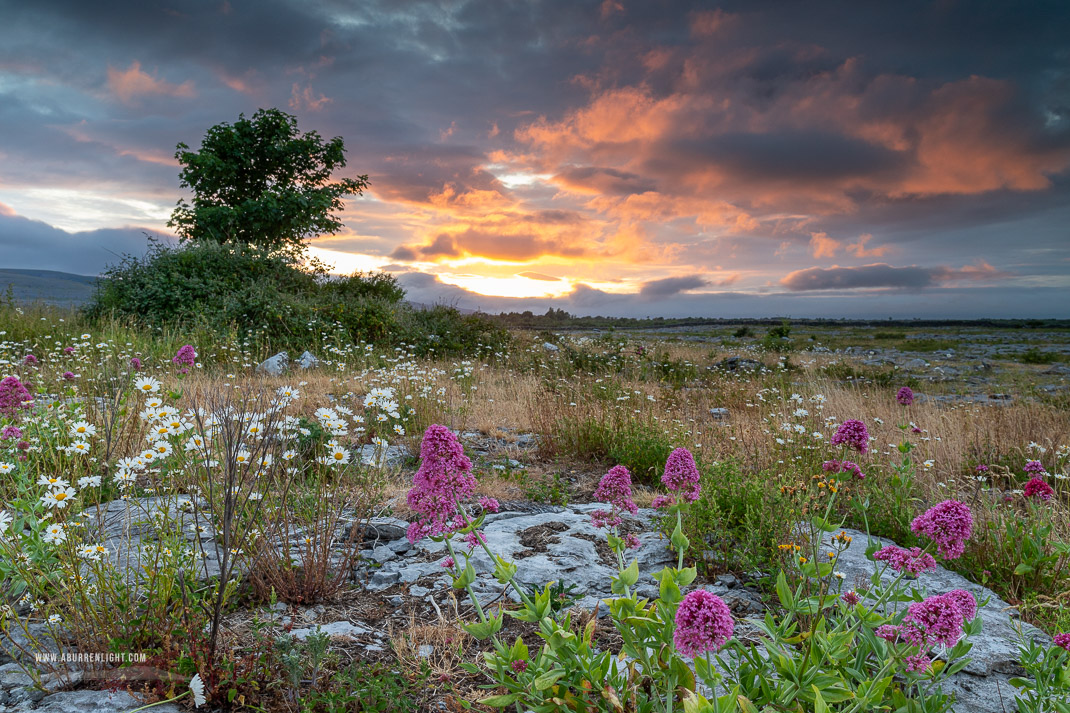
[0,212,169,274]
[554,166,657,196]
[780,263,1011,291]
[639,275,709,298]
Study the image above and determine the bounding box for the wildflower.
[904,654,931,673]
[874,545,937,576]
[652,495,676,509]
[1053,633,1070,652]
[190,673,206,708]
[901,592,968,647]
[831,419,869,454]
[1,425,22,441]
[0,376,32,417]
[0,463,15,475]
[896,387,914,406]
[37,475,70,489]
[911,500,973,560]
[975,464,989,473]
[42,487,77,509]
[42,523,67,544]
[1024,460,1045,474]
[625,534,641,549]
[945,589,978,622]
[172,345,197,367]
[510,659,529,674]
[662,448,701,503]
[130,357,142,371]
[48,614,62,625]
[134,376,160,394]
[1023,476,1054,501]
[23,354,38,365]
[406,425,476,543]
[841,590,860,606]
[62,371,76,381]
[0,510,11,535]
[440,557,455,569]
[594,465,639,515]
[673,590,734,657]
[69,421,97,438]
[478,496,500,513]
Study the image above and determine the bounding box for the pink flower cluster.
[873,545,937,576]
[662,448,701,503]
[831,419,869,454]
[822,459,865,480]
[1,425,22,441]
[878,590,976,672]
[911,500,973,560]
[0,376,32,417]
[1023,477,1054,501]
[1054,633,1070,652]
[1024,460,1045,474]
[896,386,914,406]
[591,465,638,530]
[673,589,734,657]
[172,344,197,367]
[406,425,476,543]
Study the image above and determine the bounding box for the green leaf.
[480,694,520,707]
[1013,563,1035,576]
[534,670,565,691]
[776,571,794,609]
[671,519,691,552]
[611,560,639,594]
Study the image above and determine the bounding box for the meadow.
[0,299,1068,712]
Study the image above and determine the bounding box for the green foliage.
[1020,347,1066,365]
[169,108,369,256]
[760,319,795,353]
[87,240,504,356]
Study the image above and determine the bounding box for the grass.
[1,301,1069,710]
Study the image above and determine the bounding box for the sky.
[1,0,1069,318]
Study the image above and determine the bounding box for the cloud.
[809,232,840,258]
[639,274,709,298]
[517,271,560,281]
[0,210,169,274]
[107,61,195,104]
[845,234,889,258]
[780,262,1010,291]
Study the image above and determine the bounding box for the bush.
[87,241,504,356]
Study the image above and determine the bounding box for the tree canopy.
[168,108,369,256]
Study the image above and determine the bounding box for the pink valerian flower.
[406,425,477,543]
[651,495,676,509]
[510,659,529,674]
[911,500,973,560]
[464,530,485,550]
[23,354,38,365]
[63,346,74,355]
[1024,460,1045,474]
[624,534,641,550]
[1,425,22,441]
[478,496,500,513]
[841,590,860,606]
[662,448,701,503]
[0,376,32,417]
[594,465,638,515]
[975,464,989,473]
[130,357,142,371]
[673,590,734,657]
[904,654,931,673]
[1054,633,1070,652]
[901,592,971,648]
[822,459,865,480]
[172,345,197,367]
[62,372,76,381]
[1023,477,1054,501]
[896,387,914,406]
[873,546,937,576]
[440,557,456,569]
[590,509,622,530]
[911,426,922,434]
[876,625,902,643]
[831,419,870,454]
[945,589,978,622]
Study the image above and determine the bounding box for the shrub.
[87,240,504,357]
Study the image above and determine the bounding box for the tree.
[168,108,369,256]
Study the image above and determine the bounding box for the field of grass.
[0,302,1068,711]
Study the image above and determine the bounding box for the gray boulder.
[12,689,183,713]
[256,351,289,375]
[296,351,322,370]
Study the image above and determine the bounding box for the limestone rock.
[256,351,289,375]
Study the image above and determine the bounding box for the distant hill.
[0,269,97,306]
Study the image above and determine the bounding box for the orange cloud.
[808,232,840,258]
[846,234,889,258]
[107,61,195,104]
[289,83,331,111]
